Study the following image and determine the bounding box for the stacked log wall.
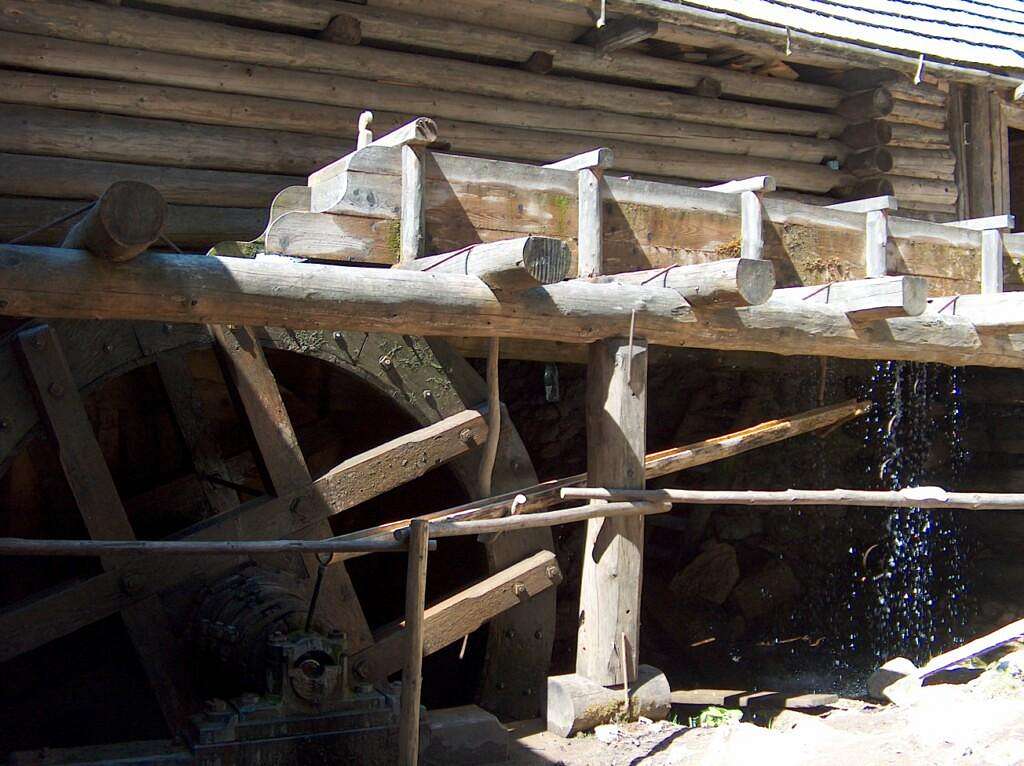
[0,0,918,249]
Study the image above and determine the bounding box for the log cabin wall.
[0,0,982,250]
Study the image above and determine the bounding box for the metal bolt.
[48,382,64,398]
[458,428,474,444]
[32,335,46,350]
[378,354,393,369]
[162,323,173,334]
[422,389,433,401]
[534,630,543,640]
[524,687,534,697]
[511,459,521,471]
[546,565,560,580]
[333,331,343,341]
[0,418,8,431]
[496,681,506,691]
[103,342,114,353]
[505,628,516,640]
[513,582,527,597]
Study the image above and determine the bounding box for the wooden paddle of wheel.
[0,318,557,731]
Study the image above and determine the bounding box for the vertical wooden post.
[739,190,764,260]
[982,228,1004,294]
[543,149,614,278]
[401,144,426,265]
[399,518,430,766]
[578,167,604,277]
[864,210,889,278]
[576,336,648,686]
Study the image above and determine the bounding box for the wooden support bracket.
[702,176,774,260]
[771,276,928,321]
[545,149,614,278]
[607,258,775,307]
[828,195,899,278]
[943,214,1014,294]
[405,236,571,292]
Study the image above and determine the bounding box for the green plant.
[696,706,742,728]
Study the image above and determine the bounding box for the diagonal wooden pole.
[398,518,430,766]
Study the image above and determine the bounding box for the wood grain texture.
[577,337,648,685]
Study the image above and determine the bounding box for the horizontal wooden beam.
[926,292,1024,333]
[543,148,614,172]
[351,550,561,682]
[605,259,775,307]
[826,195,898,213]
[771,276,928,321]
[702,176,776,194]
[562,486,1024,510]
[576,17,659,53]
[406,237,572,291]
[942,214,1015,231]
[2,245,1019,367]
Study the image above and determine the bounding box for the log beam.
[406,237,571,292]
[771,276,928,321]
[605,259,775,307]
[60,181,166,262]
[4,245,1019,367]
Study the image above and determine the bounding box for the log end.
[320,13,362,45]
[412,117,440,146]
[63,180,166,262]
[736,258,777,306]
[523,237,572,285]
[902,275,929,317]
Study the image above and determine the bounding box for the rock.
[421,705,509,765]
[713,509,764,541]
[594,723,619,743]
[669,543,740,605]
[866,657,921,704]
[730,560,802,621]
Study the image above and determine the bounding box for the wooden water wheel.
[0,317,555,753]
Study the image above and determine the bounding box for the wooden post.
[544,149,613,278]
[577,336,648,686]
[401,143,425,265]
[702,176,774,261]
[398,518,430,766]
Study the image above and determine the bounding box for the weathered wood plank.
[351,550,561,682]
[398,518,430,766]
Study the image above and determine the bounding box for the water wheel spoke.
[152,350,240,514]
[211,324,373,652]
[14,324,196,729]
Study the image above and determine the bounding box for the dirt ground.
[507,657,1024,765]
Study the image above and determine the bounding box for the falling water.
[861,361,968,664]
